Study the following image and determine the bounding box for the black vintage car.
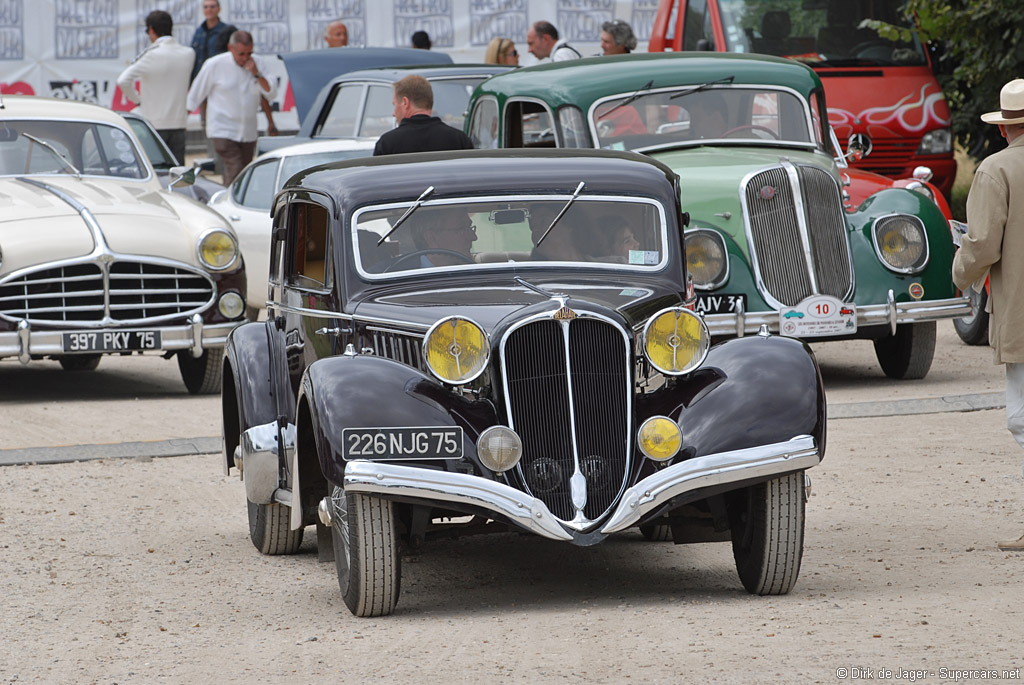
[221,149,826,617]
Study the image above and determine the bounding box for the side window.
[81,128,103,174]
[316,83,364,137]
[558,106,591,148]
[359,85,395,137]
[505,100,555,148]
[286,201,331,290]
[468,98,499,149]
[239,159,278,210]
[683,0,711,50]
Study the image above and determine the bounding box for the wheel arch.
[221,322,278,475]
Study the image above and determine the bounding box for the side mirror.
[168,165,197,187]
[195,157,216,173]
[845,134,872,162]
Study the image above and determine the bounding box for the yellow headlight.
[873,215,927,272]
[638,416,682,461]
[643,307,710,376]
[423,317,489,384]
[198,230,238,270]
[684,230,727,288]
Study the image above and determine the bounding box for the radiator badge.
[759,185,776,200]
[553,306,578,320]
[908,283,924,300]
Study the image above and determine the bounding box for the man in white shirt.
[186,30,276,185]
[526,21,581,63]
[116,10,195,164]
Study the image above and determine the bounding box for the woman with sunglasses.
[484,37,520,66]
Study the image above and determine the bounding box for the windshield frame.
[351,193,671,282]
[586,84,822,152]
[0,116,154,182]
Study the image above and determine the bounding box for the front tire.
[177,349,222,395]
[639,523,673,541]
[873,321,936,380]
[330,486,400,617]
[953,288,989,346]
[730,471,805,595]
[247,499,303,555]
[58,354,101,371]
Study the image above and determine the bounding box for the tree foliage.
[905,0,1024,160]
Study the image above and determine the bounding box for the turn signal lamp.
[643,307,710,375]
[476,426,523,472]
[423,316,489,384]
[638,416,682,461]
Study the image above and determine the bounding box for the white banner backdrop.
[0,0,661,130]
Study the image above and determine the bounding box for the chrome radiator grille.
[368,329,423,370]
[0,260,215,325]
[744,165,852,307]
[502,316,630,523]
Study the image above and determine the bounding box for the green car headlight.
[197,229,238,270]
[643,307,710,376]
[872,215,928,273]
[684,229,727,289]
[423,316,489,384]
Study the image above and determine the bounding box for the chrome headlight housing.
[642,307,710,376]
[637,416,683,461]
[423,316,489,384]
[872,214,929,273]
[684,229,728,289]
[917,128,952,155]
[197,228,239,271]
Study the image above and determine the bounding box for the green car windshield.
[353,195,668,278]
[591,86,817,150]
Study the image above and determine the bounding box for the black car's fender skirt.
[222,321,279,475]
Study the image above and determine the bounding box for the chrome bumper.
[0,314,242,364]
[703,292,971,338]
[343,435,820,542]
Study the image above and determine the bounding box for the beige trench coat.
[953,134,1024,363]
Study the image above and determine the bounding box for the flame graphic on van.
[828,84,950,135]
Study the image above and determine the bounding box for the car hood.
[0,176,232,276]
[351,274,685,332]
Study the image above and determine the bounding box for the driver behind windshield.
[409,206,478,267]
[687,92,729,140]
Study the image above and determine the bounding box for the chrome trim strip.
[0,321,241,358]
[887,289,898,336]
[189,314,203,357]
[18,177,109,253]
[17,320,29,364]
[343,460,575,541]
[601,435,819,533]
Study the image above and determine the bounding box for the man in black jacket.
[373,75,474,156]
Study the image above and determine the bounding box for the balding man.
[373,75,474,156]
[186,30,277,185]
[324,21,348,48]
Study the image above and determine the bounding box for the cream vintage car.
[0,95,248,394]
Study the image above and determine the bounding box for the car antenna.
[22,132,82,179]
[535,181,584,247]
[669,75,735,100]
[598,79,653,120]
[378,185,434,245]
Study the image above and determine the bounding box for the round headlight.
[643,307,710,376]
[638,416,682,461]
[218,291,245,319]
[873,215,928,273]
[684,229,727,289]
[423,316,489,384]
[198,229,238,270]
[476,426,523,473]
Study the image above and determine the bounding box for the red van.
[650,0,956,198]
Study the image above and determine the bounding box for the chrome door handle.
[315,327,341,336]
[229,215,241,221]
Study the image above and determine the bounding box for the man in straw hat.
[953,78,1024,551]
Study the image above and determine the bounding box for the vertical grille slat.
[798,166,853,299]
[505,316,630,526]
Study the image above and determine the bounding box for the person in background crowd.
[411,30,431,50]
[600,19,638,55]
[952,78,1024,552]
[526,21,581,63]
[324,21,348,48]
[373,75,473,155]
[117,10,195,164]
[484,37,519,66]
[186,30,277,185]
[190,0,234,82]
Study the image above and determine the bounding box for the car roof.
[255,137,378,161]
[1,95,132,125]
[473,52,824,109]
[281,148,680,213]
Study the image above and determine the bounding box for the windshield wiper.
[669,76,736,100]
[378,185,434,246]
[599,79,654,120]
[535,181,584,247]
[22,132,82,179]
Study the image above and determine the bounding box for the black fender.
[221,321,279,474]
[299,353,499,489]
[638,333,826,462]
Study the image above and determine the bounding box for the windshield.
[591,86,815,150]
[717,0,928,66]
[353,195,668,278]
[0,119,147,179]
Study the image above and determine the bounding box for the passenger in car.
[409,207,478,267]
[529,203,587,262]
[592,214,641,262]
[687,92,730,140]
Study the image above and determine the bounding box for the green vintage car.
[465,52,970,379]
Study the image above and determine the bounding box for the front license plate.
[693,293,746,314]
[779,295,856,337]
[62,330,162,352]
[342,426,464,460]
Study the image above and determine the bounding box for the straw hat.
[981,78,1024,125]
